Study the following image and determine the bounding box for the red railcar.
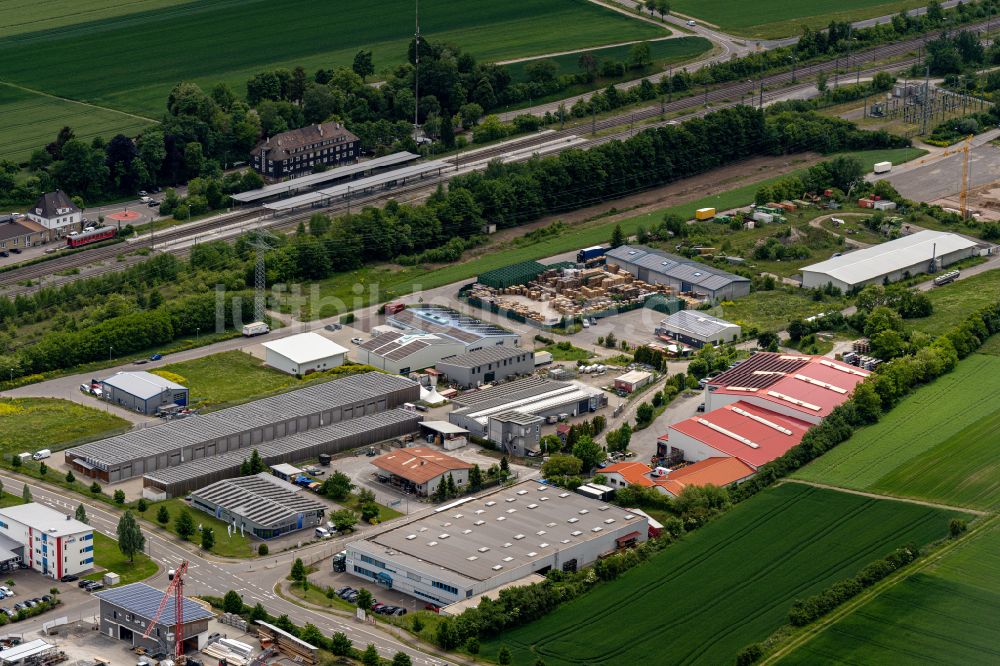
[66,226,116,248]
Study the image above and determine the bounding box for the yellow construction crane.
[960,134,974,220]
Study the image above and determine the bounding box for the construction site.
[465,260,684,326]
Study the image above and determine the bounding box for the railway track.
[2,19,986,295]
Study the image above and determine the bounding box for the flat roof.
[390,305,517,344]
[419,421,468,435]
[489,410,544,426]
[270,463,302,476]
[262,332,348,364]
[451,377,602,427]
[264,160,450,211]
[0,640,54,663]
[100,370,185,399]
[0,503,91,537]
[371,447,472,484]
[232,152,418,202]
[801,230,979,285]
[616,370,652,385]
[436,346,532,369]
[95,583,214,626]
[668,400,812,468]
[191,473,326,529]
[67,372,416,469]
[355,481,645,582]
[660,310,740,339]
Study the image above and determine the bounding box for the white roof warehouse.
[800,230,981,292]
[345,481,648,606]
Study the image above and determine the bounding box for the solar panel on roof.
[96,583,214,625]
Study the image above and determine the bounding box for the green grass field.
[83,532,158,586]
[712,289,849,332]
[0,397,130,457]
[0,0,662,121]
[504,37,710,82]
[145,498,252,558]
[152,350,299,408]
[482,484,963,666]
[906,269,1000,334]
[796,351,1000,510]
[670,0,925,39]
[0,82,154,163]
[777,518,1000,665]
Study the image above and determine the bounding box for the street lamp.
[109,346,114,361]
[196,327,200,341]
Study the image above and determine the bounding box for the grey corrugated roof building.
[605,245,750,301]
[389,305,520,349]
[142,408,421,498]
[100,371,190,415]
[356,331,465,375]
[436,346,535,389]
[190,473,326,539]
[66,372,419,482]
[656,310,742,347]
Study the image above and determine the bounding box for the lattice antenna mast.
[414,0,420,128]
[248,226,274,323]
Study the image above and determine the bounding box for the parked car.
[351,337,364,344]
[392,607,407,616]
[0,251,8,258]
[335,586,353,596]
[60,574,78,583]
[133,359,148,365]
[138,191,148,197]
[0,586,13,597]
[150,354,162,361]
[424,603,440,613]
[686,19,697,26]
[12,603,24,611]
[77,580,91,588]
[41,595,52,603]
[9,248,20,254]
[22,600,34,609]
[697,403,705,412]
[147,200,160,208]
[86,582,103,591]
[324,323,341,331]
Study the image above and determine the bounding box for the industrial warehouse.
[142,409,421,498]
[656,310,742,348]
[345,481,648,606]
[189,473,327,539]
[356,331,465,375]
[388,305,521,350]
[448,376,605,440]
[800,230,982,292]
[96,583,214,653]
[436,346,535,388]
[65,372,419,482]
[604,245,751,301]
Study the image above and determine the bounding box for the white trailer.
[874,161,892,174]
[242,321,270,337]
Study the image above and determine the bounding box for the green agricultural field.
[777,519,1000,665]
[482,484,964,666]
[504,36,710,83]
[979,332,1000,355]
[0,0,663,121]
[796,351,1000,510]
[0,83,154,164]
[906,269,1000,334]
[0,397,130,456]
[670,0,925,39]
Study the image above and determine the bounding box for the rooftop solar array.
[707,353,812,390]
[191,474,326,528]
[437,346,531,369]
[659,310,740,338]
[390,305,517,344]
[264,160,450,212]
[231,152,418,202]
[67,372,415,469]
[95,583,214,626]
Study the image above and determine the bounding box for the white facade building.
[262,332,347,375]
[24,191,82,234]
[346,481,647,606]
[800,230,981,292]
[0,503,93,579]
[356,332,465,375]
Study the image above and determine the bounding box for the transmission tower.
[248,227,274,323]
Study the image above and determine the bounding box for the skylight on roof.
[496,516,506,521]
[527,551,538,557]
[571,530,582,536]
[475,509,485,515]
[474,520,485,526]
[517,490,528,495]
[503,556,513,562]
[485,501,496,507]
[579,509,589,514]
[467,556,478,561]
[478,547,490,552]
[527,503,538,509]
[536,530,546,536]
[406,534,416,540]
[624,514,635,520]
[506,497,516,502]
[561,539,570,544]
[439,534,450,539]
[462,529,472,535]
[428,541,438,546]
[539,497,549,501]
[539,542,549,548]
[568,517,579,523]
[492,565,503,571]
[604,519,615,524]
[592,527,603,532]
[559,493,570,498]
[514,534,525,540]
[504,542,512,548]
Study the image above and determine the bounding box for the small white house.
[24,190,82,235]
[262,332,348,375]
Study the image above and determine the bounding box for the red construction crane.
[141,560,189,663]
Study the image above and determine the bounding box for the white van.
[314,527,331,539]
[32,449,51,461]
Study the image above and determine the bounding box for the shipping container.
[873,161,892,174]
[695,207,716,220]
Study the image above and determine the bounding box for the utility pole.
[592,105,596,136]
[921,65,930,136]
[667,66,673,102]
[790,55,796,83]
[414,0,420,128]
[834,55,839,88]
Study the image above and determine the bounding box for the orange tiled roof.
[371,447,473,484]
[655,457,755,496]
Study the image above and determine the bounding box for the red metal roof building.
[664,400,812,469]
[654,457,756,497]
[705,353,869,424]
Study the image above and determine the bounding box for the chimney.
[317,124,323,136]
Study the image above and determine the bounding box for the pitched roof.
[801,230,979,286]
[654,457,755,496]
[262,332,348,364]
[710,354,869,419]
[371,447,473,484]
[101,371,186,399]
[253,121,359,161]
[668,401,812,468]
[95,583,214,626]
[437,346,532,369]
[659,310,740,339]
[359,331,462,362]
[0,219,39,242]
[29,191,78,219]
[598,461,655,487]
[605,245,749,290]
[190,473,326,529]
